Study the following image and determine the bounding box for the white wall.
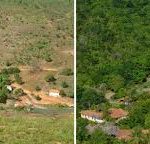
[81,114,104,123]
[49,92,60,97]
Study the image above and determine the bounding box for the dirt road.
[11,83,73,107]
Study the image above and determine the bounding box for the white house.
[81,110,104,123]
[49,89,60,97]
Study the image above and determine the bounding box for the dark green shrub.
[44,54,52,62]
[60,90,66,97]
[45,74,56,82]
[1,67,20,75]
[13,88,24,98]
[61,81,69,88]
[35,85,41,91]
[35,95,41,101]
[5,61,12,67]
[61,68,73,76]
[0,87,9,103]
[14,73,24,85]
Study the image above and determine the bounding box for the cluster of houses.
[81,108,132,141]
[81,108,128,123]
[81,110,104,123]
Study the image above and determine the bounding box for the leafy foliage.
[77,0,150,143]
[0,74,10,103]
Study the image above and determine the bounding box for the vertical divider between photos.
[74,0,77,143]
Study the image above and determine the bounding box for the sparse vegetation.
[1,67,20,75]
[13,88,24,98]
[0,111,73,144]
[0,0,73,143]
[61,68,73,76]
[60,90,66,97]
[45,73,56,83]
[14,73,24,85]
[34,95,42,101]
[35,85,42,91]
[61,81,69,88]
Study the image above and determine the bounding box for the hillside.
[77,0,150,144]
[0,0,74,143]
[0,0,74,104]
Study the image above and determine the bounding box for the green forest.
[77,0,150,144]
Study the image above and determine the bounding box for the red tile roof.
[109,108,128,119]
[116,129,133,140]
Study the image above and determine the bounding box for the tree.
[80,88,106,109]
[0,87,9,103]
[104,74,124,92]
[77,118,89,142]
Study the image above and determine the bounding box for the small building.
[116,129,133,140]
[81,110,104,123]
[6,85,13,91]
[109,108,128,119]
[49,89,60,97]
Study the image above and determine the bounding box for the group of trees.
[0,74,10,103]
[77,86,106,110]
[77,0,150,143]
[77,0,150,91]
[0,67,23,103]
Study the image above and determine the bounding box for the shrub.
[61,68,73,76]
[1,67,20,75]
[5,61,12,67]
[0,74,10,88]
[43,54,52,62]
[34,95,41,101]
[14,73,24,85]
[45,74,56,82]
[61,81,69,88]
[60,90,66,97]
[0,87,9,103]
[35,85,41,91]
[13,88,24,98]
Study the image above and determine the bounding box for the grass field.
[0,109,73,144]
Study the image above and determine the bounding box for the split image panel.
[77,0,150,144]
[0,0,74,144]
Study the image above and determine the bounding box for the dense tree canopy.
[77,0,150,91]
[77,0,150,143]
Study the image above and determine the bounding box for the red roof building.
[109,108,128,119]
[81,110,104,123]
[116,129,133,140]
